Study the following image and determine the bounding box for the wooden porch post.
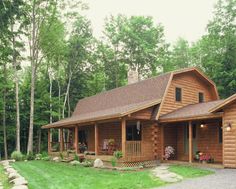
[189,121,193,163]
[121,118,126,157]
[74,126,78,154]
[60,128,64,152]
[48,129,51,153]
[95,123,99,155]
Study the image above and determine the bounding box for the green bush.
[74,154,79,161]
[113,151,123,159]
[59,152,64,160]
[111,157,117,167]
[41,151,48,157]
[82,159,93,167]
[11,151,23,161]
[26,151,35,160]
[35,154,42,160]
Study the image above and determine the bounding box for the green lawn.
[0,165,12,189]
[11,161,213,189]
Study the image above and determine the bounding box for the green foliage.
[11,151,23,161]
[59,152,64,160]
[82,159,93,167]
[113,151,123,159]
[110,157,117,167]
[26,152,35,161]
[74,154,79,161]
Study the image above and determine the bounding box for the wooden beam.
[161,125,164,160]
[189,121,193,163]
[121,118,126,157]
[60,128,64,152]
[74,126,78,154]
[48,129,51,154]
[95,123,99,155]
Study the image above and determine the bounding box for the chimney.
[128,68,139,84]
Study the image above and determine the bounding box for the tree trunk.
[27,0,36,154]
[3,64,8,159]
[62,73,72,119]
[12,23,21,152]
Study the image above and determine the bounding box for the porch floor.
[162,160,224,169]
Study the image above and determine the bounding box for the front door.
[184,124,197,155]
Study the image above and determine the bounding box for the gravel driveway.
[159,168,236,189]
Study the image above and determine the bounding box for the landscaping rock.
[10,177,28,186]
[52,157,59,162]
[6,168,17,175]
[70,160,80,166]
[93,159,103,168]
[11,185,28,189]
[8,172,21,180]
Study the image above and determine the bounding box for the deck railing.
[125,141,142,156]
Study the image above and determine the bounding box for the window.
[199,92,204,103]
[126,124,142,141]
[175,87,182,102]
[219,125,223,144]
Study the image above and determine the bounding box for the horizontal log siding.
[130,107,153,120]
[78,126,95,151]
[160,72,217,116]
[98,122,122,153]
[163,125,178,160]
[197,123,222,162]
[223,103,236,168]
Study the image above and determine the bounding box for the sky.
[84,0,218,43]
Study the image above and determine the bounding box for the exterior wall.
[197,123,222,162]
[163,125,177,159]
[78,125,95,151]
[223,103,236,168]
[160,72,218,116]
[98,122,122,153]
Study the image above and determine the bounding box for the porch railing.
[125,141,142,156]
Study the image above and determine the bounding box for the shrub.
[41,151,48,157]
[35,154,42,160]
[82,159,93,167]
[74,154,79,161]
[11,151,23,161]
[59,152,64,160]
[111,157,117,167]
[113,151,123,159]
[163,146,175,160]
[26,151,35,160]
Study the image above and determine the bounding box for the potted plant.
[199,154,211,164]
[163,146,175,160]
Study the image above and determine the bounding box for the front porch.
[161,118,223,165]
[47,118,158,163]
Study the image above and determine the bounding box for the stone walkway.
[0,182,3,189]
[159,168,236,189]
[152,165,183,183]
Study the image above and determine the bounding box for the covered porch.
[47,118,157,163]
[161,119,223,164]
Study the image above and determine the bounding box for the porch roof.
[42,99,161,129]
[159,100,224,123]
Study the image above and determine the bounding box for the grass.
[11,161,214,189]
[12,161,165,189]
[0,165,12,189]
[169,164,214,178]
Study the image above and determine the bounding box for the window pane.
[219,125,222,144]
[176,87,182,102]
[199,92,204,103]
[126,125,142,141]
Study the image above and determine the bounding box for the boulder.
[93,159,103,168]
[12,185,28,189]
[70,160,80,166]
[10,177,28,186]
[52,157,59,162]
[8,172,21,180]
[6,168,17,175]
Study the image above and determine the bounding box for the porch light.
[200,123,205,128]
[137,121,141,134]
[226,123,232,131]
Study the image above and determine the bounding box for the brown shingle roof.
[159,100,224,122]
[42,72,171,128]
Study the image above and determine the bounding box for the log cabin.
[42,67,236,168]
